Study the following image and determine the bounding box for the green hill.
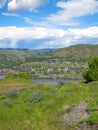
[0,44,98,67]
[52,44,98,62]
[0,49,36,68]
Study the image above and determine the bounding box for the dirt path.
[62,102,89,123]
[62,102,98,130]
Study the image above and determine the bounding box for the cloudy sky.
[0,0,98,48]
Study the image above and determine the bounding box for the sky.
[0,0,98,49]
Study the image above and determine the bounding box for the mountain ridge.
[51,44,98,61]
[0,44,98,69]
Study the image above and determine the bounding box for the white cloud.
[8,0,49,11]
[0,0,6,8]
[0,26,98,48]
[1,12,34,26]
[46,0,98,26]
[22,17,34,25]
[47,26,98,48]
[2,0,98,27]
[0,26,65,48]
[2,12,20,17]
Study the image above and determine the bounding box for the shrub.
[7,72,32,80]
[83,56,98,83]
[56,82,65,87]
[83,70,92,83]
[28,92,43,105]
[6,90,19,98]
[4,99,14,107]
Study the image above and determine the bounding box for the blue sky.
[0,0,98,48]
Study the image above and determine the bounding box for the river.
[0,75,5,79]
[0,75,74,83]
[33,78,73,83]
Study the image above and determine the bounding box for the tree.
[83,56,98,83]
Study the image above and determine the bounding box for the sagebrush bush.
[28,92,43,105]
[6,90,19,97]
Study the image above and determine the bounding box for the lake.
[33,78,73,83]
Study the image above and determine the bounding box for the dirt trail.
[62,102,98,130]
[63,102,89,123]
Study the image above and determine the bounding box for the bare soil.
[61,102,98,130]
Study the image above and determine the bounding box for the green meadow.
[0,77,98,130]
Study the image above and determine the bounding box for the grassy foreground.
[0,78,98,130]
[0,77,33,93]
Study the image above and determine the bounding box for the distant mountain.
[0,48,29,50]
[35,48,55,54]
[0,48,55,54]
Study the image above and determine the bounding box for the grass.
[0,78,98,130]
[0,78,33,93]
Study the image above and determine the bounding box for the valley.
[1,44,98,79]
[0,44,98,130]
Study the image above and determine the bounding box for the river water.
[0,75,5,79]
[33,78,73,83]
[0,75,73,83]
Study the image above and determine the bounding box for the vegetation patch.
[0,80,98,130]
[83,56,98,83]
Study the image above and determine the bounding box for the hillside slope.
[52,44,98,62]
[0,49,36,68]
[0,49,54,68]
